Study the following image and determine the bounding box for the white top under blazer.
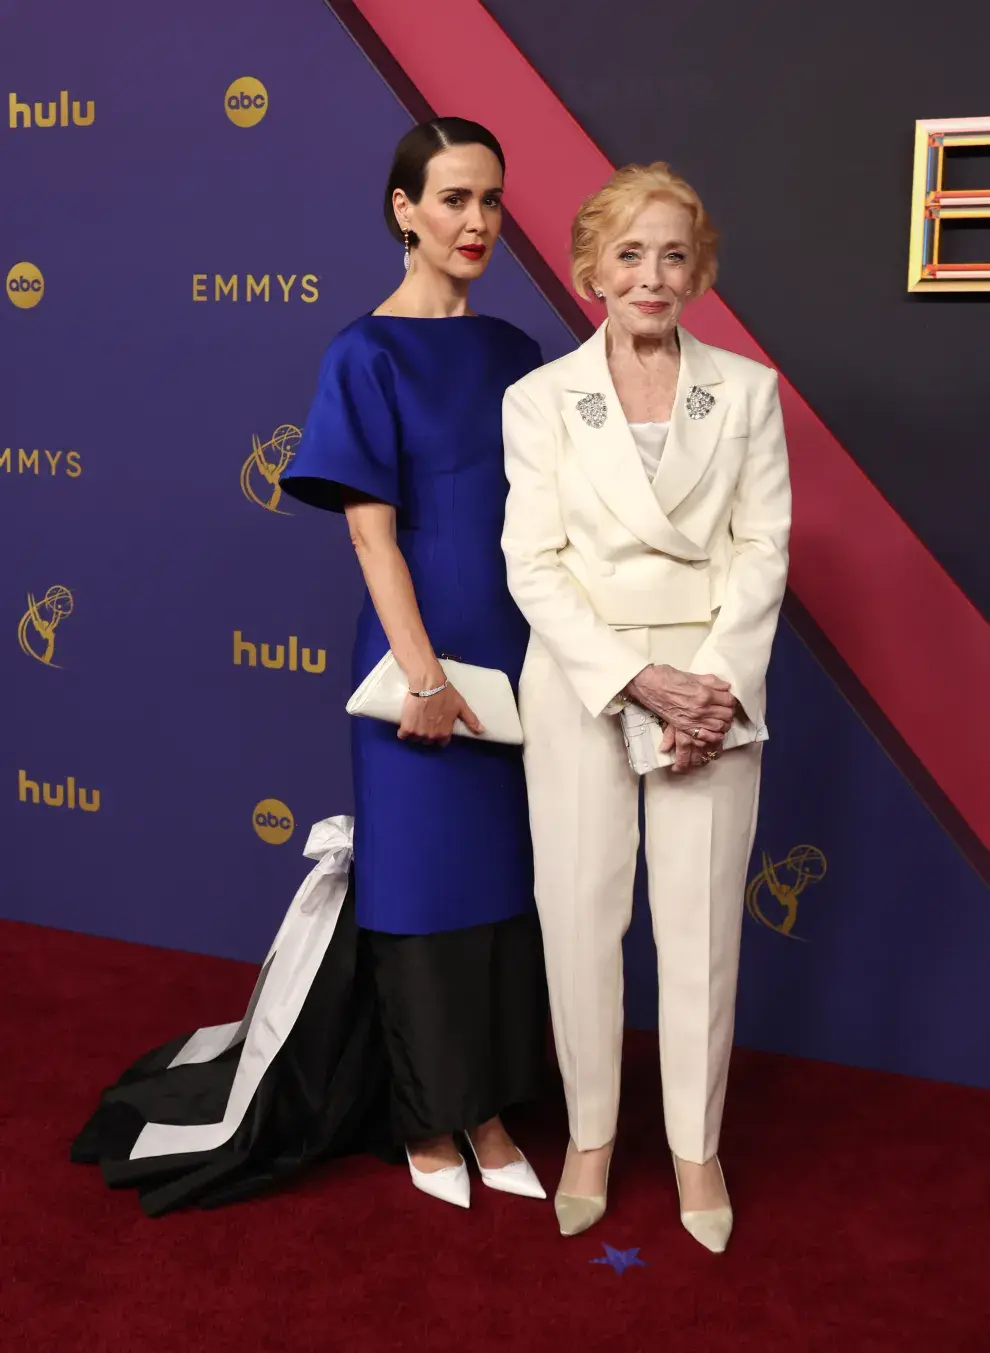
[628,421,670,482]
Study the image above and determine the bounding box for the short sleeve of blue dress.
[281,315,543,937]
[280,327,400,512]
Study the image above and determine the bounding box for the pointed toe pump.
[406,1145,471,1209]
[672,1153,733,1253]
[465,1135,547,1200]
[554,1141,612,1237]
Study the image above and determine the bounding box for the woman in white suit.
[501,162,791,1251]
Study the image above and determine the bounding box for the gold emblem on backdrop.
[253,798,294,845]
[745,845,827,941]
[6,261,45,309]
[18,585,74,666]
[224,76,268,128]
[241,424,301,513]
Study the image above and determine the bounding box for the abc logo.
[6,262,44,309]
[225,77,268,128]
[252,797,294,845]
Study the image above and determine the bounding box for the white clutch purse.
[620,702,768,775]
[346,652,524,746]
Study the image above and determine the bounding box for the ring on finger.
[691,726,703,740]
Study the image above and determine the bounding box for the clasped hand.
[398,683,483,748]
[626,664,737,774]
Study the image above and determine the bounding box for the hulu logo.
[18,769,100,811]
[233,630,327,673]
[9,91,95,128]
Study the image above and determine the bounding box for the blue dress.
[280,315,542,935]
[68,316,548,1194]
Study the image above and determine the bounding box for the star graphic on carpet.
[590,1245,647,1275]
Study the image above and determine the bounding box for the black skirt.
[368,911,547,1143]
[71,867,547,1217]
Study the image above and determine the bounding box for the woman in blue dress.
[70,120,547,1217]
[278,118,547,1208]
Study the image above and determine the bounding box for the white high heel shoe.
[672,1153,733,1253]
[405,1145,470,1209]
[464,1134,547,1200]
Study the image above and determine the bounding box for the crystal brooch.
[686,386,715,420]
[576,392,608,428]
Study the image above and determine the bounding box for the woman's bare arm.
[343,492,481,744]
[344,494,442,693]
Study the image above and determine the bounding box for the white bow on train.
[129,816,354,1160]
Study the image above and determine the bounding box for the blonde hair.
[570,161,719,299]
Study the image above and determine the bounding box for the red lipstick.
[457,244,486,261]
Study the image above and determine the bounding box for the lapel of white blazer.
[560,322,709,563]
[654,327,728,517]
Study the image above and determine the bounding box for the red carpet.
[3,918,988,1352]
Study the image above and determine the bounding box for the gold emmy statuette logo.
[8,90,95,129]
[18,769,100,812]
[745,845,827,941]
[18,585,74,666]
[241,424,300,513]
[253,798,294,845]
[225,76,268,127]
[6,262,44,309]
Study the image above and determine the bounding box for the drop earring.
[403,229,411,272]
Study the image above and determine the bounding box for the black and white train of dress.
[71,818,395,1216]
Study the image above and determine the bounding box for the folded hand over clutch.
[619,702,768,775]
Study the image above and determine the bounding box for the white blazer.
[501,322,791,725]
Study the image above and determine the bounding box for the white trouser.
[519,624,762,1163]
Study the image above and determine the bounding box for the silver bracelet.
[410,679,449,699]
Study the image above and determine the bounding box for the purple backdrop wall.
[3,0,988,1091]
